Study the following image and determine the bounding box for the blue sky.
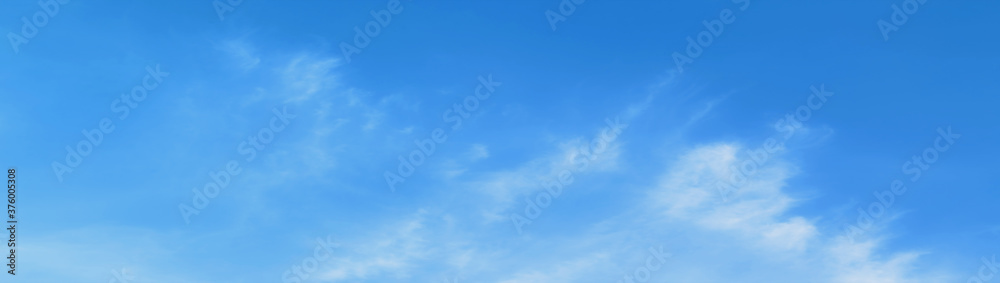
[2,0,999,282]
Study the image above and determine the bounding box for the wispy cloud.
[646,142,953,282]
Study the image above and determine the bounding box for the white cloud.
[317,210,478,282]
[479,141,954,282]
[647,143,951,282]
[464,134,624,223]
[280,55,339,103]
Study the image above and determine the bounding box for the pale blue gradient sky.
[1,0,999,282]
